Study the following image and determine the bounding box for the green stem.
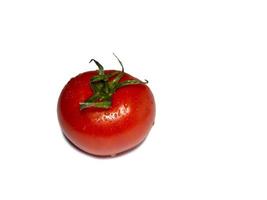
[113,53,124,72]
[118,79,148,89]
[80,101,111,110]
[80,55,148,110]
[89,59,104,75]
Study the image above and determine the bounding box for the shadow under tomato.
[61,131,147,159]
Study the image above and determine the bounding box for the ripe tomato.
[57,56,155,157]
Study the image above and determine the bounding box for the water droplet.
[117,110,121,117]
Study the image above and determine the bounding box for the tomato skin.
[57,70,155,156]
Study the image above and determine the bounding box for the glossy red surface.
[57,70,156,156]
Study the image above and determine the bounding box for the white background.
[0,0,266,199]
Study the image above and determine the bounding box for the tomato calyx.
[79,54,148,110]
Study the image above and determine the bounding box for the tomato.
[57,55,155,157]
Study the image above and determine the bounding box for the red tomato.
[57,57,155,157]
